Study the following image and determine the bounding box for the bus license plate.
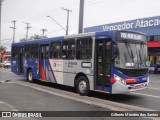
[134,84,142,89]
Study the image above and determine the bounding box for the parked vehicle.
[149,64,160,73]
[4,61,11,68]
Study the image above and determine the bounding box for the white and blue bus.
[11,30,150,95]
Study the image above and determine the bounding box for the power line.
[85,0,107,6]
[26,1,79,21]
[47,15,66,33]
[21,0,106,31]
[45,29,64,34]
[1,38,12,41]
[2,40,12,46]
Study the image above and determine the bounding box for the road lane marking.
[0,101,4,104]
[0,100,18,111]
[13,82,155,111]
[149,87,160,91]
[1,70,159,112]
[131,92,160,99]
[149,81,160,84]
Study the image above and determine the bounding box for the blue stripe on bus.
[96,86,110,93]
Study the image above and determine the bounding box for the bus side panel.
[48,59,63,84]
[48,59,94,89]
[62,60,94,89]
[24,58,39,80]
[11,58,19,75]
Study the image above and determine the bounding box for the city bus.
[11,30,150,96]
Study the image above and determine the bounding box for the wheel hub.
[28,72,32,81]
[79,81,87,93]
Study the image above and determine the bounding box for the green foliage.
[19,35,48,42]
[29,34,42,40]
[20,38,27,42]
[0,46,7,51]
[29,34,48,40]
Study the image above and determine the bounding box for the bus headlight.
[114,74,126,85]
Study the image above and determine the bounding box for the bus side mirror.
[145,60,151,67]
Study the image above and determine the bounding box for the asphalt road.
[0,68,159,120]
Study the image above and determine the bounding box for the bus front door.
[39,45,49,81]
[95,39,111,91]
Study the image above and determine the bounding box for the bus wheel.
[27,69,34,82]
[76,76,89,96]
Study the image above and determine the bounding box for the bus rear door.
[11,45,24,75]
[18,46,24,74]
[95,39,111,92]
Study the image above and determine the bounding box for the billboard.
[84,16,160,36]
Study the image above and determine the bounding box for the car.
[4,61,11,68]
[149,64,160,73]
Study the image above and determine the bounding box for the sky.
[1,0,160,51]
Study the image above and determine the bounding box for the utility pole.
[0,0,4,47]
[10,20,16,43]
[41,29,47,37]
[62,7,72,35]
[78,0,84,33]
[23,22,31,41]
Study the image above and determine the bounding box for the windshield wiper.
[125,42,134,62]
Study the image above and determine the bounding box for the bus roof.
[12,30,146,46]
[12,36,64,46]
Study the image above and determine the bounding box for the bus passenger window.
[76,37,92,60]
[50,41,61,59]
[45,46,49,58]
[11,46,19,58]
[25,43,38,59]
[61,39,75,60]
[68,50,75,59]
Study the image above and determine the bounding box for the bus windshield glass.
[114,32,148,69]
[114,41,148,69]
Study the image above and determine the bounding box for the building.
[84,16,160,65]
[3,51,11,61]
[0,51,11,62]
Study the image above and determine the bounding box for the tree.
[29,34,47,40]
[19,34,48,42]
[19,38,27,42]
[0,46,6,51]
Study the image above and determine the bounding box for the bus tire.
[27,69,34,82]
[76,76,89,96]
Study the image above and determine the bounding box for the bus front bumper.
[111,81,149,94]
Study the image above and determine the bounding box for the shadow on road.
[23,80,141,104]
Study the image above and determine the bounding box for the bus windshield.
[114,41,148,69]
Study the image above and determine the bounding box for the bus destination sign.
[116,32,146,41]
[120,32,142,40]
